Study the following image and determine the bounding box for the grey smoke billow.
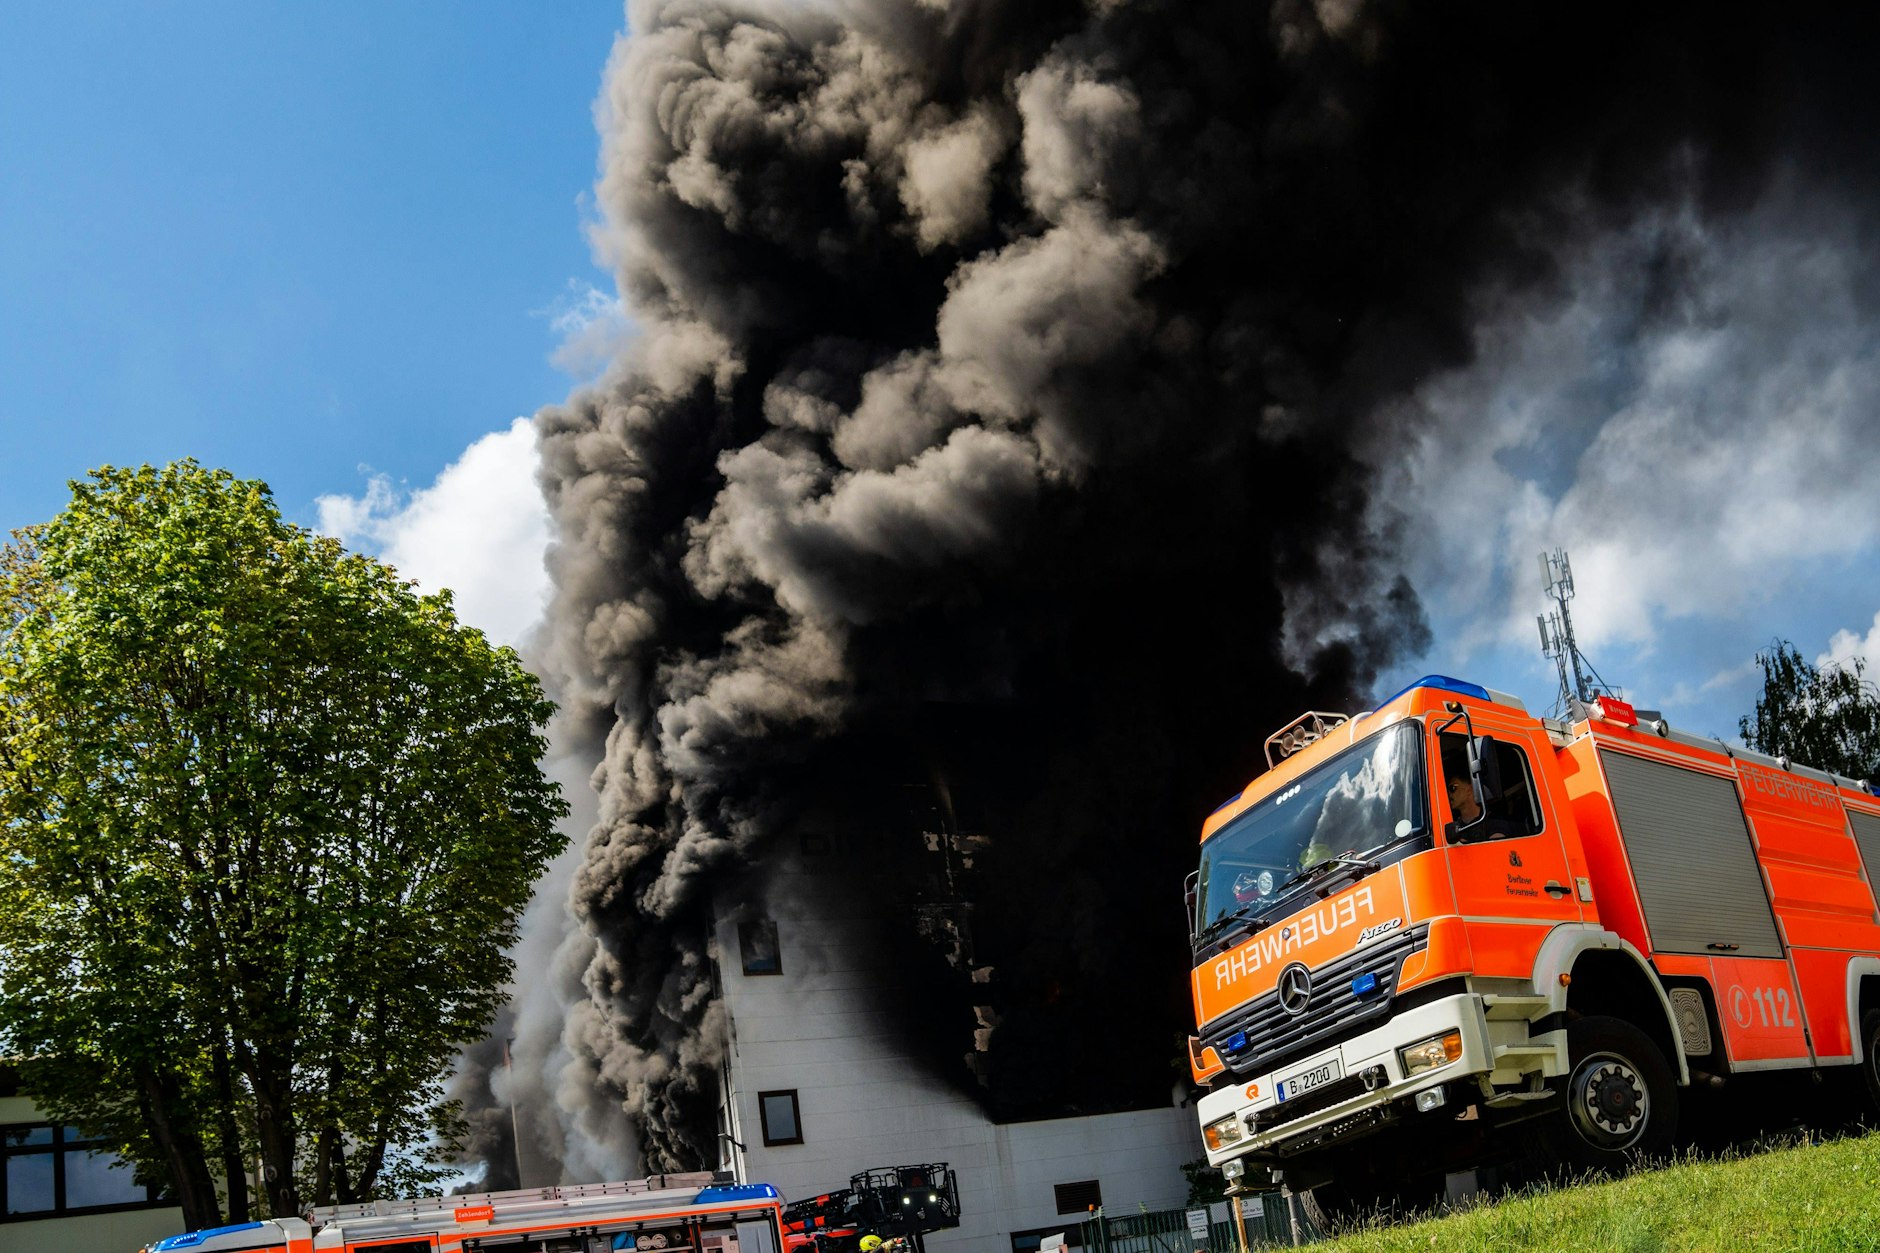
[485,0,1880,1174]
[1368,180,1880,664]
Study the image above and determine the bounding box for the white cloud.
[1368,178,1880,666]
[1821,611,1880,673]
[1658,657,1762,714]
[316,417,551,649]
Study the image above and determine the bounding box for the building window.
[739,918,782,976]
[757,1090,803,1146]
[1052,1179,1102,1216]
[2,1123,168,1220]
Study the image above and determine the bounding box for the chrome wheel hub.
[1570,1052,1648,1149]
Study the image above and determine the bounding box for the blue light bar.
[696,1183,781,1204]
[1375,674,1491,711]
[152,1225,265,1251]
[1226,1030,1248,1053]
[1350,972,1378,996]
[1208,789,1244,816]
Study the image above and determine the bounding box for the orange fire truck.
[1186,676,1880,1221]
[144,1174,786,1253]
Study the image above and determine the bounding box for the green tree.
[0,462,567,1230]
[1739,639,1880,783]
[1181,1156,1228,1207]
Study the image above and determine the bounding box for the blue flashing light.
[1226,1030,1248,1053]
[1350,972,1379,996]
[695,1183,781,1204]
[152,1224,265,1251]
[1375,674,1491,712]
[1208,790,1244,816]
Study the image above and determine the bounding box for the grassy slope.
[1315,1131,1880,1253]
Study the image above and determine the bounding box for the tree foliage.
[1739,639,1880,784]
[0,462,567,1229]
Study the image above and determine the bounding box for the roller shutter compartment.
[1850,810,1880,905]
[1598,750,1783,958]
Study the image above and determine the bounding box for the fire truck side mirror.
[1470,734,1504,806]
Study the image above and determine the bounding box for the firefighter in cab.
[858,1236,907,1252]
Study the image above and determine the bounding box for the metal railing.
[1076,1197,1297,1252]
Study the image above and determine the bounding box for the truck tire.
[1530,1015,1678,1175]
[1859,1008,1880,1114]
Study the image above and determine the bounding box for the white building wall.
[714,841,1203,1250]
[0,1091,186,1253]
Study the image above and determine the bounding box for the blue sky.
[1,3,621,541]
[4,4,1876,754]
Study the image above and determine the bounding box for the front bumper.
[1196,992,1496,1163]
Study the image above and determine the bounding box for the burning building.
[460,0,1880,1237]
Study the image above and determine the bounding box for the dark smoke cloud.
[513,0,1880,1171]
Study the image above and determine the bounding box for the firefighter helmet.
[859,1238,884,1252]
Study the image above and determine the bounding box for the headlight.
[1203,1114,1246,1151]
[1221,1158,1246,1181]
[1397,1030,1463,1077]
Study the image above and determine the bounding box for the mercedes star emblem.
[1278,963,1312,1016]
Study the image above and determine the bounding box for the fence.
[1075,1194,1299,1252]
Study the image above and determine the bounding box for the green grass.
[1313,1130,1880,1252]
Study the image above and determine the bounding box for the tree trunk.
[311,1126,339,1208]
[133,1061,222,1232]
[351,1130,387,1202]
[212,1046,250,1222]
[251,1066,299,1218]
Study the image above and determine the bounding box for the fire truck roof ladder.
[306,1172,726,1228]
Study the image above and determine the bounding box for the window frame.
[1052,1179,1103,1216]
[756,1090,804,1147]
[738,917,783,976]
[1,1121,171,1222]
[1437,731,1545,843]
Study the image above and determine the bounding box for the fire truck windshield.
[1194,722,1427,945]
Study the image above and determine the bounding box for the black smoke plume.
[513,0,1880,1171]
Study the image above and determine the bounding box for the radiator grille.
[1200,925,1429,1080]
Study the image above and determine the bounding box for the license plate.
[1276,1058,1342,1101]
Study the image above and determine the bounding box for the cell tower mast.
[1536,548,1618,717]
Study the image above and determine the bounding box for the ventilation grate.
[1669,987,1712,1056]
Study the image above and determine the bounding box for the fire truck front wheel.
[1531,1015,1678,1175]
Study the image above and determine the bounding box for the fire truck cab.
[1187,676,1880,1221]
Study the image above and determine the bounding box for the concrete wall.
[0,1205,189,1253]
[0,1092,186,1253]
[714,842,1204,1251]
